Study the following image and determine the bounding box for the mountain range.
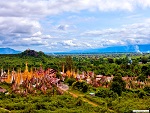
[0,48,21,54]
[56,44,150,54]
[0,44,150,54]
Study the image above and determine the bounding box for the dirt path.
[82,98,99,106]
[59,84,99,107]
[67,91,99,107]
[67,90,115,112]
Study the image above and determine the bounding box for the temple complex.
[0,63,56,85]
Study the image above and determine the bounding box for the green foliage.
[65,56,73,71]
[65,77,76,86]
[141,56,148,64]
[110,82,122,96]
[0,81,150,112]
[95,88,118,98]
[138,90,146,98]
[75,98,83,106]
[72,81,89,93]
[143,86,150,94]
[20,49,45,57]
[1,52,150,112]
[137,74,146,82]
[0,93,110,113]
[107,58,114,63]
[56,72,62,79]
[84,95,107,107]
[112,75,126,91]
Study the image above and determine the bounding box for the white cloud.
[61,40,78,47]
[1,0,150,18]
[0,0,150,52]
[0,17,41,36]
[32,31,42,37]
[81,22,150,48]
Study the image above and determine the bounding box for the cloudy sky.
[0,0,150,52]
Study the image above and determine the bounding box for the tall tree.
[65,56,73,72]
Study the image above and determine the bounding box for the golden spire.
[25,62,28,73]
[62,63,64,73]
[16,69,20,85]
[66,70,71,78]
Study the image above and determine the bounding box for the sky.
[0,0,150,52]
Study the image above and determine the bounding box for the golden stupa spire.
[73,70,76,78]
[25,62,28,73]
[62,63,64,73]
[5,68,11,83]
[16,69,21,85]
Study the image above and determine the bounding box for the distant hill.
[20,49,46,57]
[55,44,150,54]
[79,44,150,53]
[0,48,21,54]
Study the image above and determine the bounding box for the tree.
[141,56,148,64]
[72,81,89,93]
[110,82,122,96]
[107,58,114,63]
[113,74,126,91]
[115,58,122,65]
[143,86,150,94]
[65,77,76,86]
[137,74,146,82]
[110,73,126,96]
[65,56,73,72]
[138,90,146,98]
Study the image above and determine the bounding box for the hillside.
[19,49,46,57]
[0,48,21,54]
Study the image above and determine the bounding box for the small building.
[89,92,95,96]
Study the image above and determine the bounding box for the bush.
[65,77,76,86]
[75,98,83,106]
[35,103,47,110]
[138,91,146,99]
[72,81,89,93]
[95,88,118,98]
[143,86,150,94]
[84,95,107,107]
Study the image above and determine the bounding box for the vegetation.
[0,50,150,112]
[0,92,103,113]
[72,81,89,93]
[110,75,126,96]
[0,50,150,79]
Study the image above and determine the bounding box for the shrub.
[65,77,76,86]
[72,81,89,93]
[75,98,83,106]
[138,91,146,99]
[95,88,118,98]
[143,86,150,94]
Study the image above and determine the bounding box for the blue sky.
[0,0,150,52]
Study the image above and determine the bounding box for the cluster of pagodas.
[0,63,57,85]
